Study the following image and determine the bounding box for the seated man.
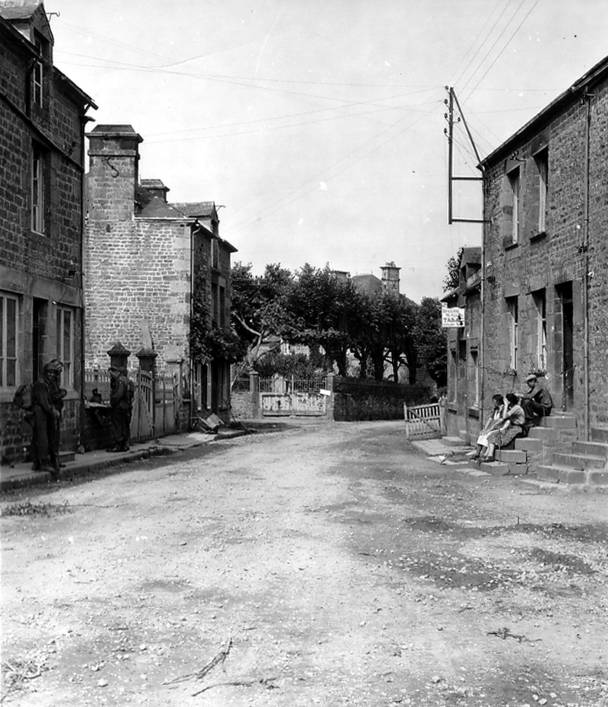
[521,374,553,428]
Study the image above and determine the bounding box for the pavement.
[0,427,249,493]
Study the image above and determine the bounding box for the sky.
[47,0,607,302]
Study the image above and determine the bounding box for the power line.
[460,0,529,96]
[464,0,542,101]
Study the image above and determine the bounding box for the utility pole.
[444,86,486,225]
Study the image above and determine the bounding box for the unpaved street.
[1,421,607,706]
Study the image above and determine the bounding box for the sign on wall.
[441,305,465,328]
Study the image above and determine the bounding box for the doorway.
[32,298,47,381]
[557,282,574,409]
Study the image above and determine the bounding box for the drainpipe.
[479,175,486,436]
[582,92,592,440]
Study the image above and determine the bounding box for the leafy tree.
[443,247,463,292]
[230,262,294,378]
[413,297,447,386]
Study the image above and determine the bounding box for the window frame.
[31,143,46,234]
[0,292,19,389]
[508,167,520,244]
[534,148,548,235]
[56,305,75,389]
[533,289,547,371]
[506,296,518,369]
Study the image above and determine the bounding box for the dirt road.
[1,421,607,706]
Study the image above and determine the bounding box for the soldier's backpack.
[13,383,33,411]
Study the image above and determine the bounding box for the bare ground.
[1,420,607,706]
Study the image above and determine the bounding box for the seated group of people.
[469,374,553,462]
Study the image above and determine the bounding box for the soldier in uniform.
[31,359,66,477]
[108,366,132,451]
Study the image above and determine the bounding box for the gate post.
[326,373,335,421]
[250,371,260,419]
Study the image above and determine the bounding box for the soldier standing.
[30,359,66,478]
[108,366,132,451]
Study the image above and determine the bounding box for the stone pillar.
[136,347,157,375]
[250,371,260,419]
[107,342,131,372]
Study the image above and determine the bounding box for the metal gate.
[131,370,154,442]
[260,376,328,417]
[155,374,179,437]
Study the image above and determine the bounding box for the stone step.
[536,465,608,485]
[442,436,468,447]
[572,441,608,458]
[496,449,527,463]
[515,437,543,453]
[479,460,509,475]
[590,427,608,444]
[526,426,558,442]
[541,415,578,430]
[552,452,606,471]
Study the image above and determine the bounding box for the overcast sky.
[49,0,606,302]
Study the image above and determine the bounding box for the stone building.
[0,0,95,463]
[84,124,237,419]
[479,55,608,440]
[441,247,481,441]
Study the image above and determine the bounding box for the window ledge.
[530,230,547,242]
[467,407,480,419]
[504,241,519,251]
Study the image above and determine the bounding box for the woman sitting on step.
[468,394,505,461]
[482,392,526,462]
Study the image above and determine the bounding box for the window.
[508,168,520,244]
[31,32,48,107]
[470,350,479,407]
[0,293,18,388]
[219,286,226,327]
[211,238,219,269]
[211,283,219,325]
[506,296,518,369]
[535,149,548,234]
[533,289,547,370]
[31,144,46,233]
[56,306,75,387]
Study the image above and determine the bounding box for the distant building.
[84,124,237,419]
[441,247,481,441]
[350,261,401,297]
[0,0,95,463]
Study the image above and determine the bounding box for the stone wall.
[482,71,608,427]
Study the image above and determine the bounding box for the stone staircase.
[476,413,608,487]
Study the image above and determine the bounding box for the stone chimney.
[381,261,401,294]
[140,178,169,203]
[86,124,143,221]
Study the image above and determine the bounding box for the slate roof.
[351,273,383,296]
[0,0,41,20]
[171,202,216,218]
[138,196,190,219]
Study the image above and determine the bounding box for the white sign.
[319,389,331,396]
[441,306,465,328]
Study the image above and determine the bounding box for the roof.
[141,179,168,190]
[172,202,217,219]
[138,196,191,219]
[481,54,608,167]
[0,0,41,20]
[460,246,481,267]
[351,273,383,296]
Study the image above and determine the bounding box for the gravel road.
[1,420,607,706]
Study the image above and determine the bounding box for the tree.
[443,247,463,292]
[230,262,294,379]
[413,297,447,387]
